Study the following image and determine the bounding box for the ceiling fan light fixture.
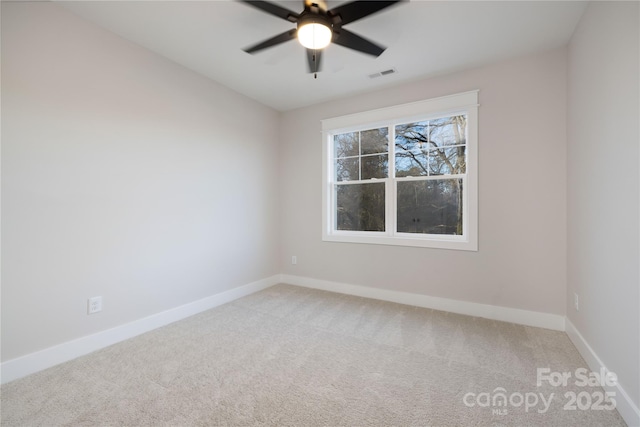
[297,22,332,50]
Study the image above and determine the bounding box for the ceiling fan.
[241,0,404,77]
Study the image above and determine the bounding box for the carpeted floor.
[1,284,627,426]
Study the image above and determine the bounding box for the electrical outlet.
[88,296,103,314]
[291,256,297,265]
[574,293,579,311]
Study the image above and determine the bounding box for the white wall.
[1,3,280,362]
[567,0,640,413]
[279,49,567,316]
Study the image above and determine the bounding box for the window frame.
[322,91,479,251]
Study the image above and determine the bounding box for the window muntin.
[394,115,467,237]
[322,91,478,251]
[332,116,465,236]
[334,128,389,181]
[395,117,467,177]
[333,128,389,232]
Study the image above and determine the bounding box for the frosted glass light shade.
[298,23,332,49]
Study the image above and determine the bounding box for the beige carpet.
[1,284,627,426]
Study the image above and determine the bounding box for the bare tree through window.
[334,128,388,231]
[395,115,466,235]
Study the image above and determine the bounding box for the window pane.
[430,116,466,147]
[395,121,429,151]
[361,154,388,180]
[395,149,428,177]
[336,182,385,231]
[334,132,359,158]
[428,146,466,175]
[336,158,359,181]
[397,179,462,235]
[395,121,429,177]
[361,128,388,155]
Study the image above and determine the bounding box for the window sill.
[322,233,478,251]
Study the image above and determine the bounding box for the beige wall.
[1,3,280,361]
[567,1,640,409]
[279,49,568,315]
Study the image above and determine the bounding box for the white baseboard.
[280,274,565,331]
[0,275,280,385]
[566,319,640,427]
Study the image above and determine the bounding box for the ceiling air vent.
[368,68,397,79]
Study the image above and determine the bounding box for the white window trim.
[322,90,479,251]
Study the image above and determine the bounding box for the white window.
[322,91,478,251]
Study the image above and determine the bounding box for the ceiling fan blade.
[244,29,297,54]
[306,49,323,73]
[332,28,385,56]
[240,0,299,22]
[328,0,403,25]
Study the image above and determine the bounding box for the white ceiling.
[59,1,587,111]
